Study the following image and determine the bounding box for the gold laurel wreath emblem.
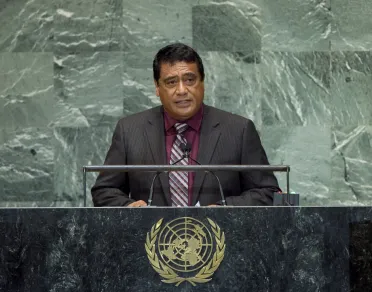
[145,218,226,286]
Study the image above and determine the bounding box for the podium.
[1,207,371,291]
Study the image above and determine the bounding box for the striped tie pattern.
[169,123,189,206]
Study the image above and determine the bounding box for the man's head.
[153,43,205,121]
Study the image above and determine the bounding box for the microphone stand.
[147,153,187,206]
[147,143,227,207]
[182,145,227,206]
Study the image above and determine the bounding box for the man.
[91,43,280,207]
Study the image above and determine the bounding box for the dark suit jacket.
[91,105,280,206]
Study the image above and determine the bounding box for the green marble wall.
[0,0,371,206]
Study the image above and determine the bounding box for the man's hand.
[128,200,147,207]
[207,204,219,207]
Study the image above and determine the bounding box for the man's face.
[155,61,204,121]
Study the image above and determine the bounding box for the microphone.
[181,142,227,206]
[180,142,191,157]
[147,146,189,206]
[147,142,227,206]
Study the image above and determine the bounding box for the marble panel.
[54,0,124,54]
[261,126,331,205]
[192,2,262,52]
[200,51,261,125]
[122,0,195,51]
[0,52,52,95]
[0,127,54,203]
[331,126,372,206]
[0,0,54,52]
[260,0,331,51]
[53,125,116,205]
[54,16,124,54]
[331,0,372,50]
[54,52,124,127]
[259,51,332,126]
[0,53,56,130]
[193,0,331,51]
[122,50,160,116]
[330,51,372,126]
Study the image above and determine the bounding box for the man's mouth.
[175,100,192,107]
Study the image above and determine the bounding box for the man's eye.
[185,78,195,83]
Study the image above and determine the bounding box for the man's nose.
[176,80,187,95]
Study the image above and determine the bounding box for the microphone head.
[181,142,192,153]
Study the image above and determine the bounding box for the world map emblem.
[145,217,226,286]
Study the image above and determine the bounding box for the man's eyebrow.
[163,75,178,81]
[183,72,197,77]
[163,72,197,81]
[183,72,196,76]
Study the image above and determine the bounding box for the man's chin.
[173,108,195,121]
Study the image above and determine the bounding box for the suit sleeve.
[91,120,135,206]
[225,119,281,206]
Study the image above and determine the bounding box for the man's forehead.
[160,61,198,75]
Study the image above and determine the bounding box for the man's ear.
[154,80,160,96]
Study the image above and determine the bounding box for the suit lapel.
[145,106,172,205]
[192,106,221,206]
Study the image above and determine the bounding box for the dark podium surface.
[1,207,372,292]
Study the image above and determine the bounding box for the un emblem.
[145,217,226,286]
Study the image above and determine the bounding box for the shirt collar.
[164,103,204,133]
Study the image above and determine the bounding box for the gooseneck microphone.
[147,149,189,206]
[181,143,227,206]
[147,142,227,206]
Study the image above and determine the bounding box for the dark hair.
[153,43,204,83]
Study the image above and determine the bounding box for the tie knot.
[174,123,188,134]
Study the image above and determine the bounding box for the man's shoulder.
[205,105,254,128]
[116,106,162,128]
